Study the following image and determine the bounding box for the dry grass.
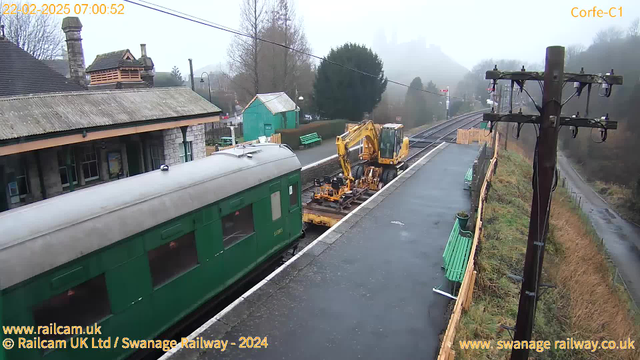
[455,149,639,360]
[550,189,639,359]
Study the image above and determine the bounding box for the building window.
[150,145,164,170]
[7,162,29,204]
[179,142,193,163]
[81,147,100,181]
[32,275,111,341]
[271,191,281,221]
[222,205,254,249]
[148,232,198,288]
[58,151,78,187]
[289,183,298,208]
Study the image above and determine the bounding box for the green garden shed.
[243,92,299,141]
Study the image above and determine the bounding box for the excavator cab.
[378,124,409,165]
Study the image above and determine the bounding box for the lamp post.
[200,72,211,103]
[297,96,304,126]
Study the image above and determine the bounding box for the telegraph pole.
[511,46,564,360]
[482,46,623,360]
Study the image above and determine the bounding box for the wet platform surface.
[168,143,480,360]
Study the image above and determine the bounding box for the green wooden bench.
[442,220,473,283]
[464,167,473,189]
[299,132,322,147]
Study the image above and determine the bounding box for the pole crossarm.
[485,71,623,85]
[483,113,618,129]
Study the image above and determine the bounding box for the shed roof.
[245,92,297,115]
[0,39,84,97]
[86,49,144,72]
[0,87,221,141]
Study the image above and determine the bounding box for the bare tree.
[594,26,623,43]
[565,44,585,67]
[629,18,640,37]
[259,0,311,96]
[0,1,64,60]
[227,0,266,98]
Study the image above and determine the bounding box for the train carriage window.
[222,205,254,248]
[289,183,298,208]
[32,275,111,341]
[148,232,198,288]
[271,191,282,221]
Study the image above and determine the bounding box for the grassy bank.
[454,150,639,359]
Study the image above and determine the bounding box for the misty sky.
[35,0,640,77]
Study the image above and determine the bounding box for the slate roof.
[86,50,144,72]
[244,92,297,115]
[0,39,84,97]
[42,59,70,78]
[0,87,222,141]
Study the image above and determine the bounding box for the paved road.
[557,153,640,307]
[169,143,480,360]
[294,141,338,166]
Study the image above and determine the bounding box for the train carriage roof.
[0,144,300,290]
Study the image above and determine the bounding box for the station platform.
[166,142,480,360]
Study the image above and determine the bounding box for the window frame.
[147,231,199,288]
[271,191,282,221]
[179,141,193,163]
[32,274,112,341]
[15,164,29,199]
[222,204,255,249]
[80,146,100,182]
[58,150,78,188]
[289,182,299,209]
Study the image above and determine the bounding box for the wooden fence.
[205,133,281,156]
[437,133,499,360]
[456,128,491,145]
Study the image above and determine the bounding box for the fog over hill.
[372,29,470,102]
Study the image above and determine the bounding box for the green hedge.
[278,120,356,148]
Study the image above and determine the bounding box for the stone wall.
[163,124,206,166]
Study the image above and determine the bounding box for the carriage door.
[269,181,286,250]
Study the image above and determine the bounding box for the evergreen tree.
[314,43,387,121]
[403,77,428,128]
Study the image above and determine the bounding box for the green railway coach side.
[0,144,302,360]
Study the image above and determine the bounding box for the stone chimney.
[61,17,87,88]
[139,43,155,87]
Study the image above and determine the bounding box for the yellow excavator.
[303,120,410,226]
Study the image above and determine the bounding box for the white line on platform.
[161,142,447,358]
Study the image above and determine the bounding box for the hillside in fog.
[372,30,469,101]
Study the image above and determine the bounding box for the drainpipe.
[35,150,47,199]
[180,126,189,162]
[66,147,75,191]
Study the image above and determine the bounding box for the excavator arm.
[335,121,379,184]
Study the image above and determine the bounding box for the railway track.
[405,111,485,163]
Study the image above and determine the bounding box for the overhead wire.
[124,0,462,100]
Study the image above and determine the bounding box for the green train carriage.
[0,144,303,360]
